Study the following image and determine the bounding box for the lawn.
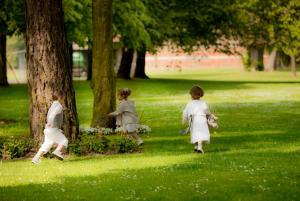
[0,68,300,201]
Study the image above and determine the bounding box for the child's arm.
[109,101,126,116]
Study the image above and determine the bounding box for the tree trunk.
[250,46,264,71]
[134,48,149,79]
[91,0,115,127]
[129,50,138,79]
[291,55,297,77]
[0,33,8,87]
[117,48,133,79]
[266,49,276,72]
[25,0,79,143]
[69,44,73,75]
[87,47,92,80]
[113,48,122,74]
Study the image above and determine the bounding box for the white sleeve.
[182,104,189,125]
[47,102,63,125]
[203,101,211,115]
[110,101,126,116]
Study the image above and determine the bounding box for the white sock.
[197,142,202,150]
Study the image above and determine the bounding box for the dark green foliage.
[0,137,32,159]
[63,0,92,47]
[68,130,139,156]
[0,0,25,35]
[117,137,138,153]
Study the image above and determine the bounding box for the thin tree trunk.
[250,46,264,71]
[87,47,92,80]
[26,0,79,143]
[266,49,276,72]
[134,48,149,79]
[117,48,133,79]
[291,55,297,77]
[0,33,8,86]
[129,50,138,79]
[113,48,122,74]
[91,0,115,127]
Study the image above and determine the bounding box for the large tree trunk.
[0,33,8,87]
[87,48,92,80]
[91,0,115,127]
[134,48,149,79]
[26,0,79,143]
[69,44,73,75]
[117,48,133,79]
[249,46,264,71]
[291,55,297,77]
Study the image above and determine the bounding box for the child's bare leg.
[197,141,204,153]
[194,142,198,151]
[131,132,144,145]
[54,144,65,152]
[52,139,68,160]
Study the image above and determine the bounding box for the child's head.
[52,94,59,101]
[190,85,204,100]
[118,88,131,100]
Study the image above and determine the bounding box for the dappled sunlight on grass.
[0,69,300,200]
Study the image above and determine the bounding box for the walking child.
[109,88,144,145]
[32,95,68,164]
[182,86,211,153]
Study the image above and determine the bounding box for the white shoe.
[52,150,64,160]
[32,156,41,164]
[137,139,144,146]
[196,148,204,154]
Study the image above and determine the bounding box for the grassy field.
[0,68,300,201]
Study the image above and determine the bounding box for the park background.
[1,0,300,201]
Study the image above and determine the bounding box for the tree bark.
[25,0,79,143]
[266,49,276,72]
[250,46,264,71]
[0,33,8,87]
[134,48,149,79]
[291,55,297,77]
[117,48,133,79]
[113,48,122,74]
[129,50,138,79]
[87,47,92,80]
[91,0,115,127]
[69,44,73,75]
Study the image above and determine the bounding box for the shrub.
[117,138,139,153]
[68,130,139,156]
[1,137,33,159]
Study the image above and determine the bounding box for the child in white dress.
[32,95,68,164]
[109,88,143,145]
[182,86,211,153]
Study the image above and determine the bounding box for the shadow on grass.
[1,149,299,201]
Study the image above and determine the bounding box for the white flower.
[115,127,126,134]
[100,127,113,135]
[137,125,151,134]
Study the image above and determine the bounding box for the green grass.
[0,68,300,201]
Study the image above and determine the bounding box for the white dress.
[182,100,210,144]
[40,101,68,152]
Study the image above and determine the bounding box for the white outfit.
[110,99,139,133]
[40,101,68,152]
[182,100,210,144]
